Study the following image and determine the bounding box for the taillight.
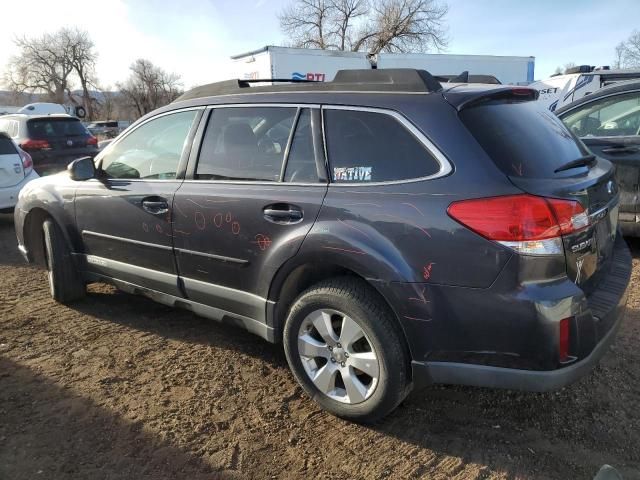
[559,317,571,362]
[87,135,98,146]
[18,148,33,176]
[447,194,588,255]
[21,139,50,150]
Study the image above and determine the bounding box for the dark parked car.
[0,114,98,175]
[557,80,640,236]
[14,70,631,422]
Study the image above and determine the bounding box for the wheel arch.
[23,207,75,267]
[268,255,415,373]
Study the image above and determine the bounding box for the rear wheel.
[42,219,85,303]
[283,277,410,423]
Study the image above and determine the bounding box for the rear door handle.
[142,198,169,215]
[601,146,640,154]
[263,205,303,223]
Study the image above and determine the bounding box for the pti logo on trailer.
[292,72,326,81]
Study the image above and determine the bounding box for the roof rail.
[174,68,442,102]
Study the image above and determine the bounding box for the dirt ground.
[0,213,639,480]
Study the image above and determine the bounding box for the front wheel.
[283,277,410,423]
[42,219,85,303]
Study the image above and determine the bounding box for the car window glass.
[0,133,17,155]
[196,107,296,181]
[562,92,640,137]
[27,118,88,138]
[284,109,318,183]
[324,109,440,183]
[101,110,197,180]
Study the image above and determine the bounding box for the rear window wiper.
[554,155,596,173]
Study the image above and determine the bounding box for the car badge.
[67,139,73,147]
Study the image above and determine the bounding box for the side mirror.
[68,156,96,181]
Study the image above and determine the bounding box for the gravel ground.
[0,212,639,480]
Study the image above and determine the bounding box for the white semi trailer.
[230,46,535,85]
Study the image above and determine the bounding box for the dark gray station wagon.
[15,70,631,422]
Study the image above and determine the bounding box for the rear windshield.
[460,100,590,178]
[27,118,88,138]
[0,134,17,155]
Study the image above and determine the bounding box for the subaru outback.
[14,69,631,422]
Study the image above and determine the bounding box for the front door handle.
[142,197,169,215]
[263,205,303,223]
[601,146,640,155]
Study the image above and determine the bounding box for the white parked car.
[530,66,640,111]
[0,132,38,213]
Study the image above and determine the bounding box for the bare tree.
[61,28,98,120]
[279,0,448,54]
[615,30,640,68]
[4,28,98,118]
[5,32,75,103]
[117,59,183,118]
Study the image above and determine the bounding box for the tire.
[42,219,85,303]
[283,277,410,423]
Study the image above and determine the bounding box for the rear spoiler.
[444,86,539,111]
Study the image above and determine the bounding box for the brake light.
[87,135,98,146]
[18,148,33,176]
[21,139,50,150]
[559,317,570,362]
[447,194,588,255]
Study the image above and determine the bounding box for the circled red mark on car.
[213,213,223,228]
[253,234,272,251]
[155,224,163,234]
[321,246,367,255]
[142,222,149,232]
[423,262,435,280]
[232,221,240,235]
[225,212,232,223]
[194,211,206,230]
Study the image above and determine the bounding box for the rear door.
[172,105,327,321]
[0,134,23,188]
[559,89,640,230]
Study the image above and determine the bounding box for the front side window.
[561,91,640,138]
[101,110,197,180]
[196,107,297,181]
[324,109,441,183]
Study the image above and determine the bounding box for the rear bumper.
[405,235,631,392]
[30,149,97,174]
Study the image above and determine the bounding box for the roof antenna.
[450,71,470,83]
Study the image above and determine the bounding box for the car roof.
[555,79,640,115]
[1,113,78,121]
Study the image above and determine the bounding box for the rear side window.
[460,101,589,178]
[284,109,318,183]
[196,107,297,181]
[324,109,440,183]
[28,118,88,138]
[0,134,17,155]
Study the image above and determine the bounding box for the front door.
[74,108,202,296]
[172,106,327,322]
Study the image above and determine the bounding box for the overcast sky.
[0,0,637,90]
